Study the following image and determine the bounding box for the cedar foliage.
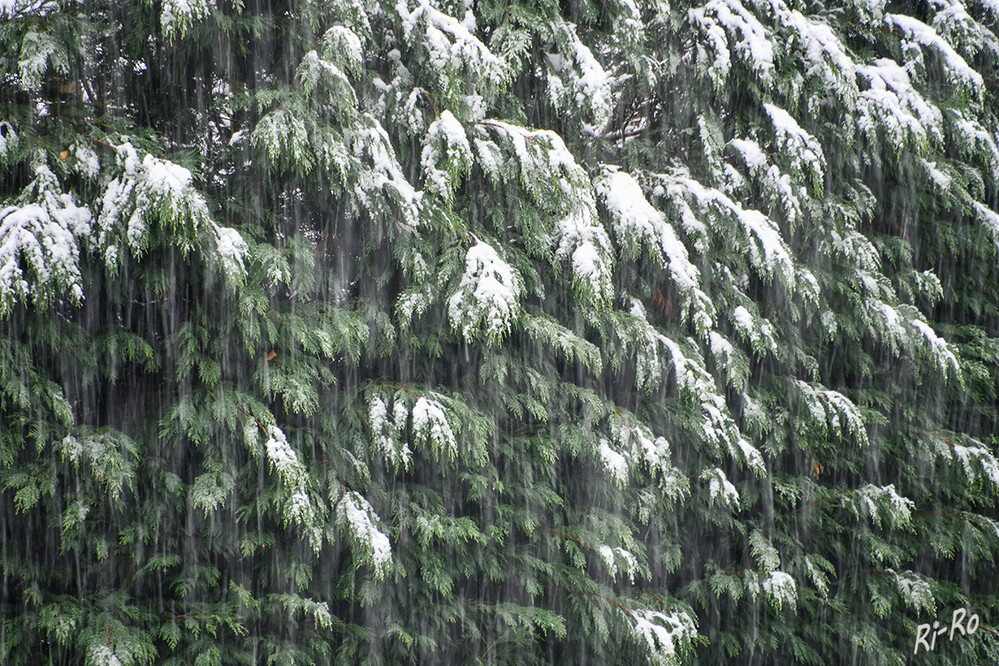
[1,0,998,663]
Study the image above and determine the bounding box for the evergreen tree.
[1,0,998,663]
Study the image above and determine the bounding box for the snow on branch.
[729,138,804,228]
[160,0,212,39]
[702,467,740,509]
[596,166,714,334]
[348,115,423,229]
[370,394,412,470]
[396,0,508,91]
[0,0,57,19]
[864,301,960,379]
[411,395,459,463]
[0,163,91,313]
[689,0,775,85]
[622,301,763,472]
[336,491,393,578]
[447,240,521,343]
[793,380,869,446]
[858,58,942,150]
[631,607,697,666]
[853,483,915,530]
[762,571,797,611]
[763,104,826,195]
[888,569,935,614]
[557,201,614,305]
[260,424,326,550]
[97,142,248,286]
[921,431,999,489]
[764,0,858,104]
[659,171,796,290]
[421,110,473,201]
[546,22,615,126]
[475,120,614,304]
[886,13,984,93]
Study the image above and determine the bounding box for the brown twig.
[420,88,441,117]
[377,381,421,399]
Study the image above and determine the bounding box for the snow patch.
[0,164,92,311]
[886,13,984,90]
[370,395,412,468]
[703,467,740,508]
[160,0,211,37]
[598,438,629,485]
[448,240,521,341]
[858,58,942,149]
[412,396,457,460]
[763,571,797,610]
[689,0,774,83]
[336,492,392,576]
[421,110,472,198]
[596,167,713,330]
[631,608,697,665]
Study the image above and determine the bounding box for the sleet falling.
[0,0,997,664]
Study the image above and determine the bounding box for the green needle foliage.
[1,0,998,663]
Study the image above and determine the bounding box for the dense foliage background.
[1,0,999,663]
